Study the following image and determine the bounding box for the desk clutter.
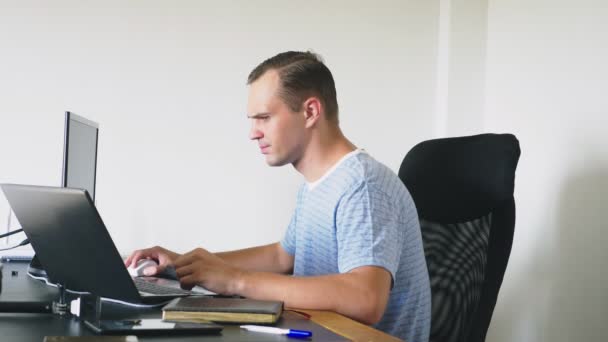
[162,297,283,324]
[1,260,352,340]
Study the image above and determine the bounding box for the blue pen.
[240,325,312,339]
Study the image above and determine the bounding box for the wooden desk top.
[295,309,402,341]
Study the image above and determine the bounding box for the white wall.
[483,0,608,341]
[438,0,608,340]
[2,1,606,340]
[0,0,439,254]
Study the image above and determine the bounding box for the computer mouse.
[127,259,158,277]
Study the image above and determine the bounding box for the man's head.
[247,51,339,124]
[247,51,339,167]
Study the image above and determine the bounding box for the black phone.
[84,319,223,336]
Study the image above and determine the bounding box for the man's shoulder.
[346,152,407,193]
[309,151,409,202]
[337,151,385,178]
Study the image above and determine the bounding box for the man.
[126,51,431,341]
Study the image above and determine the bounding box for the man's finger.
[178,274,196,290]
[175,263,197,278]
[173,251,198,268]
[124,254,133,266]
[125,250,143,267]
[124,251,139,266]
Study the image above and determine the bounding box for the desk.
[0,262,400,341]
[297,309,401,342]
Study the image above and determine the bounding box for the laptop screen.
[0,184,142,303]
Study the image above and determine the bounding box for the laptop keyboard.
[133,277,191,296]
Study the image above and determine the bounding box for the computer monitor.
[62,112,99,201]
[28,112,99,277]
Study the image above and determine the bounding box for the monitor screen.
[62,112,99,201]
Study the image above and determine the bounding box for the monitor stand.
[27,254,47,278]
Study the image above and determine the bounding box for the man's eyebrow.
[247,112,271,119]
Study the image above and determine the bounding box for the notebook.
[0,183,192,304]
[162,297,284,324]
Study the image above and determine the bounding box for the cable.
[99,297,170,308]
[26,272,170,308]
[3,212,27,245]
[0,228,23,239]
[27,272,90,295]
[0,238,29,251]
[5,208,11,235]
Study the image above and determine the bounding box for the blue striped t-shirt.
[280,150,431,341]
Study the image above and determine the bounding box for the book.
[162,297,283,324]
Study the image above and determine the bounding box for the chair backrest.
[398,133,520,342]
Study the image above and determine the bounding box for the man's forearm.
[215,242,293,274]
[232,267,391,325]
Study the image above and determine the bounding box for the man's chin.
[265,155,288,167]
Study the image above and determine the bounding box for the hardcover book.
[162,297,283,324]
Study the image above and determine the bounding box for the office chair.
[398,133,520,342]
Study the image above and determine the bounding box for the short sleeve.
[280,211,296,256]
[336,181,404,281]
[280,186,304,256]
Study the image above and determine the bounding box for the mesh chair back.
[398,133,520,342]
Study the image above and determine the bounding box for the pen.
[240,325,312,339]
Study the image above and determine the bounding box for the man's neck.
[293,127,357,183]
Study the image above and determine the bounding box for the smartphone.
[84,319,223,336]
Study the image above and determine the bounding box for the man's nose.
[249,123,263,141]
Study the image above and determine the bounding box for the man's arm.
[215,242,294,274]
[124,242,293,276]
[174,248,392,325]
[237,265,392,325]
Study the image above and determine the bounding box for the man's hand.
[174,247,245,295]
[124,246,181,276]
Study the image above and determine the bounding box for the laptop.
[1,183,195,303]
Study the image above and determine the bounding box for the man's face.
[247,70,307,166]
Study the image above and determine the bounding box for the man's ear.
[302,97,322,128]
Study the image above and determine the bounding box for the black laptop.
[1,183,193,303]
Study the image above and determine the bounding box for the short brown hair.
[247,51,339,123]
